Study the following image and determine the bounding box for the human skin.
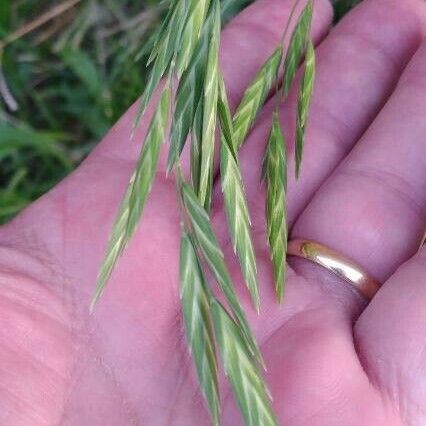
[1,0,426,424]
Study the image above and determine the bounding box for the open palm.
[1,0,426,424]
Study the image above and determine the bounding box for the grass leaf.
[233,46,283,150]
[176,0,211,75]
[282,0,313,97]
[198,0,221,210]
[218,75,260,311]
[60,47,102,99]
[264,112,288,302]
[91,86,171,309]
[180,181,264,365]
[180,230,220,426]
[295,40,315,178]
[0,125,72,168]
[211,300,277,426]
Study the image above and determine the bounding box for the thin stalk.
[0,0,82,50]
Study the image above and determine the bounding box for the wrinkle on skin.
[0,270,78,425]
[355,248,426,426]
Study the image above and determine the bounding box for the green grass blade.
[135,0,188,128]
[233,46,283,150]
[264,112,288,303]
[180,230,220,426]
[180,181,264,365]
[166,11,213,172]
[91,87,171,310]
[198,0,220,209]
[295,40,315,178]
[282,0,313,97]
[211,300,277,426]
[60,47,102,99]
[176,0,211,75]
[218,75,260,311]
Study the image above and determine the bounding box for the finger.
[292,40,426,289]
[354,245,426,424]
[229,0,426,232]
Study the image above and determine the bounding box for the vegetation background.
[0,0,358,223]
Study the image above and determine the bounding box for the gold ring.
[287,239,380,300]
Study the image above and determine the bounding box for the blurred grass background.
[0,0,358,223]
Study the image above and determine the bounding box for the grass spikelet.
[232,46,283,150]
[218,74,260,311]
[176,0,211,75]
[198,0,221,209]
[211,300,277,426]
[282,0,313,97]
[264,112,288,303]
[180,230,220,426]
[295,40,315,178]
[167,10,212,172]
[145,3,175,66]
[135,0,188,128]
[91,86,171,310]
[180,181,264,365]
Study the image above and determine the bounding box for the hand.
[1,0,425,424]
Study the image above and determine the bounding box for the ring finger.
[292,37,426,292]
